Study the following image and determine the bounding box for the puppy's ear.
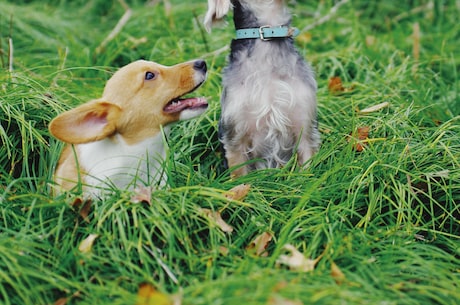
[49,100,122,144]
[203,0,232,32]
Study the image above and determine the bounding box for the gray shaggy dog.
[205,0,320,177]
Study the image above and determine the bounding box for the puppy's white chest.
[78,133,166,192]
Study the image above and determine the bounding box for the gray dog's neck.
[232,0,291,29]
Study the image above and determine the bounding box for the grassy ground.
[1,0,459,304]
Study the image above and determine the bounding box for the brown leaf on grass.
[78,234,99,254]
[131,186,154,205]
[224,184,251,201]
[276,244,323,272]
[54,298,67,305]
[328,76,344,93]
[71,197,92,222]
[201,208,234,233]
[348,126,370,152]
[328,76,354,94]
[246,232,273,257]
[331,261,346,285]
[136,283,175,305]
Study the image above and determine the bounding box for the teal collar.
[235,25,300,41]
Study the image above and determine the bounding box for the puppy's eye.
[145,71,156,80]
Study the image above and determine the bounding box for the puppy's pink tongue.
[163,97,208,114]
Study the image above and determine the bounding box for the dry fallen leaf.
[71,197,92,222]
[224,184,251,201]
[78,234,99,254]
[201,208,234,233]
[276,244,323,272]
[331,261,346,285]
[246,232,273,257]
[131,186,154,205]
[54,298,67,305]
[358,102,390,114]
[328,76,354,94]
[328,76,345,93]
[348,126,370,152]
[136,283,173,305]
[426,169,450,179]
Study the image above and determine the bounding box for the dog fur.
[204,0,320,177]
[49,59,208,196]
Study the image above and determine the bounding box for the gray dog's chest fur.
[220,39,317,167]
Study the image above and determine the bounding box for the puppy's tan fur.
[49,59,207,195]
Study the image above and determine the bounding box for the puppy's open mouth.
[163,96,208,114]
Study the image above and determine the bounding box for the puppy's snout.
[193,60,207,73]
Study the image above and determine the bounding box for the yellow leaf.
[391,282,406,290]
[78,234,99,254]
[297,32,312,44]
[246,232,273,257]
[224,184,251,201]
[136,283,173,305]
[276,244,323,272]
[331,262,346,285]
[201,208,234,233]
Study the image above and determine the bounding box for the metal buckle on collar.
[258,25,272,41]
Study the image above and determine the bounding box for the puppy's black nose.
[193,59,207,73]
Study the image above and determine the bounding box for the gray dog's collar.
[235,25,300,41]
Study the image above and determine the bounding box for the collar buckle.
[259,25,272,41]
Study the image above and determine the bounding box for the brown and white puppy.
[204,0,320,177]
[49,59,208,196]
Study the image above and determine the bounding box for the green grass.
[1,0,459,304]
